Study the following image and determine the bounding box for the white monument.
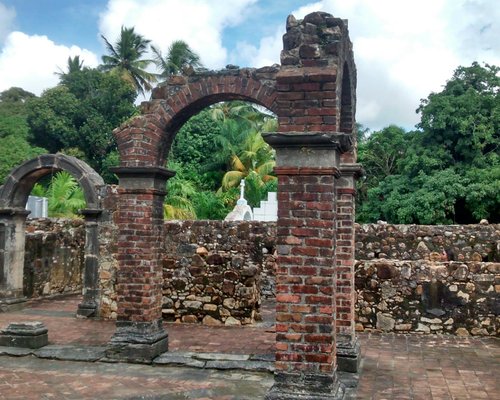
[224,180,253,221]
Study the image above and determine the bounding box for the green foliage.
[26,68,137,177]
[417,62,499,166]
[358,63,499,224]
[0,135,47,184]
[33,171,86,218]
[0,87,35,103]
[100,26,156,95]
[26,86,80,153]
[164,161,197,220]
[244,172,278,208]
[0,87,35,140]
[55,55,84,78]
[152,40,203,78]
[166,101,278,219]
[170,109,222,189]
[191,191,230,220]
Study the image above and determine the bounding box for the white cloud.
[0,2,16,43]
[233,0,500,130]
[0,32,99,95]
[98,0,257,70]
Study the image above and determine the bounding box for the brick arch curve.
[114,72,278,167]
[0,153,104,210]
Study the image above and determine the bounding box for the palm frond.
[221,170,245,189]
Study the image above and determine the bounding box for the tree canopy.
[26,67,138,178]
[358,62,499,224]
[100,26,156,95]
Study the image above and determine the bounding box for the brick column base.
[105,166,174,363]
[266,372,344,400]
[106,320,168,363]
[336,336,360,373]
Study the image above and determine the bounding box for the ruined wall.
[23,219,499,336]
[24,219,85,297]
[354,223,499,336]
[161,220,276,325]
[356,223,499,262]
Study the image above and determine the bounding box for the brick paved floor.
[0,295,276,353]
[0,295,498,399]
[0,356,272,399]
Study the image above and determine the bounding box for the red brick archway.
[114,73,279,168]
[110,11,360,399]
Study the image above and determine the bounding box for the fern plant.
[45,171,86,217]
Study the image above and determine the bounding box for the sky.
[0,0,498,131]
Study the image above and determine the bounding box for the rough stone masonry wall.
[24,219,85,298]
[22,219,499,336]
[354,223,500,336]
[161,220,276,325]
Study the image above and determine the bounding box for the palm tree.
[151,40,203,78]
[220,130,276,196]
[56,55,84,79]
[210,101,275,131]
[163,161,197,219]
[100,26,156,95]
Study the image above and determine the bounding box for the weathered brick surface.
[115,69,280,168]
[114,188,165,323]
[336,189,356,342]
[274,170,338,374]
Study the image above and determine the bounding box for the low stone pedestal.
[106,320,168,363]
[266,372,345,400]
[0,296,27,312]
[336,338,361,373]
[76,298,98,318]
[0,321,48,348]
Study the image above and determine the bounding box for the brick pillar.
[0,209,29,306]
[77,209,102,318]
[106,166,174,363]
[335,164,362,373]
[264,132,348,400]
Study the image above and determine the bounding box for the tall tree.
[357,63,500,224]
[151,40,202,78]
[417,62,499,166]
[56,55,85,80]
[0,87,35,140]
[27,68,137,178]
[100,26,156,95]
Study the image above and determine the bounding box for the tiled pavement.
[0,295,498,399]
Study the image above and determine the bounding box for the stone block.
[336,339,360,373]
[0,321,48,349]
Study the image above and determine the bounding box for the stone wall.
[161,220,276,325]
[355,260,499,336]
[22,219,499,336]
[354,223,499,336]
[24,219,85,298]
[355,223,500,262]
